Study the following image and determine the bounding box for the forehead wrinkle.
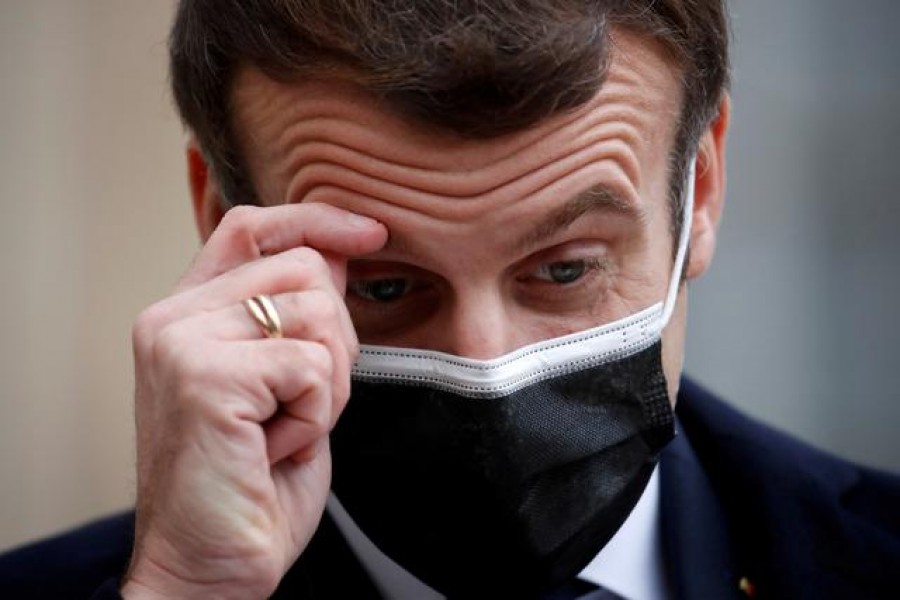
[288,130,643,227]
[280,116,646,218]
[603,50,682,153]
[513,185,646,253]
[257,84,646,193]
[262,67,656,205]
[297,166,485,222]
[252,84,592,171]
[278,107,644,194]
[598,90,674,164]
[297,165,545,227]
[271,112,595,198]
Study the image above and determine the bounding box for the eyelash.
[525,257,607,285]
[348,278,414,303]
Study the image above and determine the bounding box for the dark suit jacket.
[1,378,898,599]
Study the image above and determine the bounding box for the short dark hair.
[169,0,729,235]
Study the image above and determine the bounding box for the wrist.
[121,557,209,600]
[121,552,272,600]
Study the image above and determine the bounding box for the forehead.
[230,30,683,213]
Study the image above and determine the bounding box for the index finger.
[178,203,388,291]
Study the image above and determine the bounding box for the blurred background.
[1,1,898,552]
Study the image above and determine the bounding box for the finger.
[265,412,330,465]
[256,342,337,465]
[149,335,336,426]
[238,338,337,465]
[194,338,339,465]
[198,290,357,353]
[140,245,345,340]
[178,203,388,291]
[189,291,356,412]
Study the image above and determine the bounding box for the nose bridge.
[442,284,513,360]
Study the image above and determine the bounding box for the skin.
[123,30,728,599]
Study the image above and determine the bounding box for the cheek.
[523,318,590,344]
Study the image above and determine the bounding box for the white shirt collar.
[326,466,669,600]
[578,466,670,600]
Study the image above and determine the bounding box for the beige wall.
[0,1,194,551]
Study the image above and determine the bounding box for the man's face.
[197,31,726,401]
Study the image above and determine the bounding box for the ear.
[686,94,730,280]
[187,137,227,243]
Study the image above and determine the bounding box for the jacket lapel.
[660,418,745,600]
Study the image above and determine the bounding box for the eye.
[348,278,410,302]
[531,259,595,284]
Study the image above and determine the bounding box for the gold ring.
[243,295,283,339]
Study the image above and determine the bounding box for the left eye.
[348,278,410,302]
[532,260,591,284]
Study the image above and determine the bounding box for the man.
[1,1,898,598]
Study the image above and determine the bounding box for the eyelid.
[525,257,605,283]
[514,240,611,275]
[346,260,431,284]
[346,261,438,306]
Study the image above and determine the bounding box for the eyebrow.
[513,184,645,252]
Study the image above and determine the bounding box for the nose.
[432,287,517,360]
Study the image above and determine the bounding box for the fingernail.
[346,212,380,228]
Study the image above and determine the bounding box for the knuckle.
[152,324,212,386]
[304,342,334,380]
[283,246,329,278]
[285,343,335,434]
[281,289,345,342]
[215,206,260,251]
[151,324,187,371]
[132,303,172,357]
[219,204,259,230]
[289,342,333,394]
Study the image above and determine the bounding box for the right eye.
[529,259,595,284]
[345,262,442,341]
[347,278,411,303]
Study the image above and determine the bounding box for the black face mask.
[331,336,674,597]
[331,161,695,598]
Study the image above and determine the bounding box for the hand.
[121,203,387,599]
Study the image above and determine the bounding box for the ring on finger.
[243,294,283,339]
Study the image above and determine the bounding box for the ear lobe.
[187,139,226,243]
[686,94,730,280]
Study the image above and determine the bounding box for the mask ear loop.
[658,157,696,329]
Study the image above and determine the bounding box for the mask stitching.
[353,335,659,397]
[356,308,660,371]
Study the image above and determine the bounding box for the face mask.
[330,162,695,597]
